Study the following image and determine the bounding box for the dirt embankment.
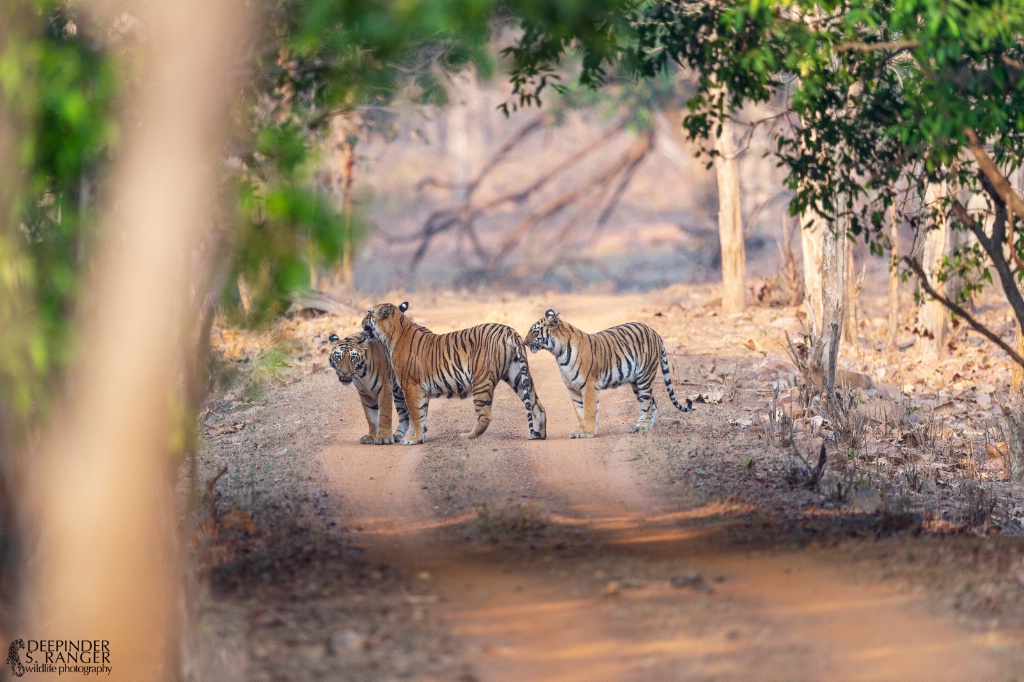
[191,290,1024,681]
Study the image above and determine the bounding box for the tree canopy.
[509,0,1024,343]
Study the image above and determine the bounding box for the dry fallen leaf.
[208,422,245,436]
[219,506,257,534]
[986,442,1009,463]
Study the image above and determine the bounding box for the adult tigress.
[328,331,410,444]
[361,302,546,444]
[524,309,692,438]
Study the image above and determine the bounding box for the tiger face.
[328,333,369,385]
[361,301,409,342]
[525,309,561,353]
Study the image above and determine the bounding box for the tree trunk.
[801,213,825,334]
[327,116,357,290]
[917,181,950,360]
[794,208,843,400]
[28,1,252,677]
[714,108,746,314]
[338,134,356,289]
[843,236,858,341]
[1009,167,1024,482]
[888,206,900,348]
[449,73,472,205]
[821,211,846,400]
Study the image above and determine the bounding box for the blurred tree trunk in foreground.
[24,0,252,679]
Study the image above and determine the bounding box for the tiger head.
[361,301,409,343]
[328,332,370,385]
[525,309,562,354]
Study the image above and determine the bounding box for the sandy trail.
[318,300,1020,681]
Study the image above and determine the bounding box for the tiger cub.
[524,309,692,438]
[361,301,546,445]
[327,331,409,445]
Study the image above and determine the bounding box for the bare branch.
[903,256,1024,369]
[1002,55,1024,72]
[948,196,1024,328]
[596,129,654,226]
[964,128,1024,228]
[834,39,918,53]
[405,118,631,281]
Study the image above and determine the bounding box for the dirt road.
[313,297,1023,681]
[193,292,1024,681]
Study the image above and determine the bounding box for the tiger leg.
[373,378,395,444]
[567,386,586,434]
[461,376,496,439]
[392,377,410,440]
[401,383,427,445]
[507,354,546,440]
[358,400,379,445]
[570,383,598,438]
[629,378,658,434]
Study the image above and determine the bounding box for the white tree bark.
[888,206,900,348]
[801,213,826,334]
[448,73,472,205]
[843,236,858,341]
[917,181,950,359]
[327,115,357,289]
[821,212,846,399]
[714,109,746,314]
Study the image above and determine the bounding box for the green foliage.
[2,0,669,420]
[499,0,641,113]
[242,343,293,402]
[550,63,683,132]
[223,0,513,322]
[225,122,364,324]
[504,0,1024,331]
[1,3,120,418]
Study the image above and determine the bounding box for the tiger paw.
[629,425,651,434]
[373,434,395,445]
[569,430,596,439]
[359,435,375,444]
[528,429,545,440]
[401,436,424,446]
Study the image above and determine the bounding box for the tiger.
[361,301,546,445]
[327,330,410,445]
[524,309,692,438]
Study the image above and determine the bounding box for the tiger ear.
[328,333,340,343]
[377,304,392,318]
[545,309,560,324]
[399,301,409,313]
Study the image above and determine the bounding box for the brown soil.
[190,289,1024,681]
